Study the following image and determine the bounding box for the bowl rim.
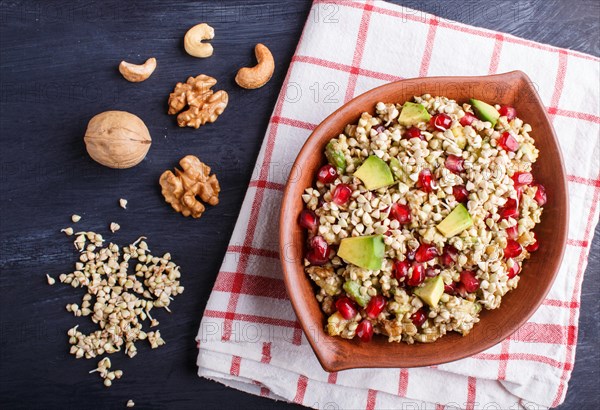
[279,70,569,372]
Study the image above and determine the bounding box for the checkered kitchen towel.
[196,1,600,408]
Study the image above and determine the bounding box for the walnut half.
[159,155,220,218]
[167,74,228,129]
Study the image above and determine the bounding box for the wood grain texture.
[0,0,597,409]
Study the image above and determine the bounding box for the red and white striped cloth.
[196,1,600,408]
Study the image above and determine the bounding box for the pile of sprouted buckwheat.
[47,198,183,391]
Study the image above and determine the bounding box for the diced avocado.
[326,311,349,336]
[398,102,431,126]
[519,142,539,162]
[413,275,444,308]
[470,99,500,127]
[436,204,473,238]
[353,155,394,190]
[338,234,385,270]
[343,280,371,307]
[325,141,346,173]
[389,157,409,183]
[451,127,467,149]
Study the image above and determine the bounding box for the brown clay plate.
[279,71,568,371]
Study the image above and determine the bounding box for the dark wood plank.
[0,1,597,409]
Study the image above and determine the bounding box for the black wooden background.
[1,1,598,409]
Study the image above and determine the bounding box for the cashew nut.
[235,43,275,89]
[119,58,157,82]
[184,23,214,58]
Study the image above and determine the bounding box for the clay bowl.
[279,71,568,371]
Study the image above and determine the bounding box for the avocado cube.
[451,127,467,149]
[353,155,394,190]
[326,311,349,336]
[398,102,431,126]
[342,280,371,307]
[338,234,384,270]
[436,204,473,238]
[325,141,347,173]
[470,99,500,127]
[413,275,444,308]
[389,157,410,184]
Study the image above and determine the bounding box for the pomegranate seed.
[460,270,480,293]
[404,126,424,140]
[498,131,519,152]
[406,248,416,261]
[506,225,519,240]
[305,248,328,265]
[445,154,465,174]
[455,283,468,297]
[425,265,440,277]
[365,295,386,318]
[507,260,521,278]
[526,241,539,253]
[444,283,457,294]
[515,185,525,201]
[504,239,523,258]
[526,233,539,252]
[452,185,469,203]
[317,164,338,184]
[417,168,436,193]
[411,309,427,327]
[441,245,458,266]
[498,105,517,121]
[407,263,425,286]
[375,125,386,133]
[414,243,437,263]
[332,184,352,205]
[356,320,373,342]
[499,198,519,220]
[430,113,452,131]
[511,172,533,187]
[306,235,329,265]
[336,296,358,320]
[499,206,519,220]
[534,183,547,206]
[389,203,412,224]
[459,112,477,126]
[393,260,410,281]
[298,209,318,233]
[309,235,328,255]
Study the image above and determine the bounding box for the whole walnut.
[84,111,152,169]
